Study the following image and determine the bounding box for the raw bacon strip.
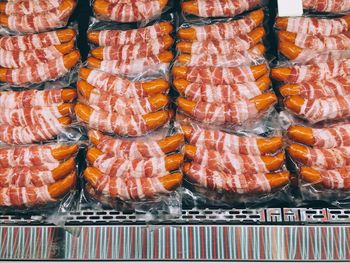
[288,48,350,64]
[0,45,63,68]
[272,59,350,83]
[185,163,272,193]
[183,0,262,18]
[0,166,56,187]
[0,89,64,109]
[293,31,350,50]
[0,118,66,145]
[92,153,168,178]
[312,124,350,148]
[92,22,172,46]
[303,0,350,13]
[3,0,61,15]
[94,0,164,23]
[0,145,59,168]
[301,167,350,190]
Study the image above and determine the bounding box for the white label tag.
[277,0,303,17]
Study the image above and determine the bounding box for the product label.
[277,0,303,17]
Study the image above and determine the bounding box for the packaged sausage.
[302,0,350,14]
[0,0,77,35]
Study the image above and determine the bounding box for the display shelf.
[1,208,350,261]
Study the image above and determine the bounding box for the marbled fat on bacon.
[100,0,162,22]
[83,89,153,115]
[182,65,256,85]
[286,17,349,36]
[8,6,73,33]
[85,69,151,98]
[95,134,164,160]
[195,0,262,17]
[191,147,269,175]
[297,95,350,123]
[0,31,61,51]
[312,124,350,148]
[0,145,59,168]
[187,127,263,155]
[87,108,150,137]
[301,146,350,169]
[310,167,350,189]
[0,117,66,144]
[294,31,350,50]
[279,59,350,83]
[185,163,271,193]
[183,81,262,103]
[5,56,68,85]
[5,0,61,15]
[292,49,350,64]
[188,100,260,125]
[92,153,167,178]
[192,14,261,41]
[0,166,56,187]
[303,0,350,13]
[97,23,168,46]
[92,174,168,200]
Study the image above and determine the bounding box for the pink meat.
[291,48,350,64]
[309,167,350,189]
[311,124,350,148]
[4,0,61,15]
[293,31,350,50]
[303,0,350,13]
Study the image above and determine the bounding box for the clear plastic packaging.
[302,0,350,14]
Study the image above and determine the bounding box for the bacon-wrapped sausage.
[0,88,76,109]
[0,158,76,187]
[271,59,350,83]
[0,117,71,144]
[183,162,289,193]
[93,0,167,23]
[288,143,350,169]
[91,35,173,61]
[84,167,182,201]
[275,15,350,36]
[279,76,350,99]
[87,22,173,46]
[184,145,285,174]
[172,64,267,85]
[177,44,265,67]
[0,0,62,15]
[288,124,350,148]
[279,30,350,50]
[75,103,170,137]
[0,0,76,33]
[182,125,283,155]
[87,147,183,178]
[181,0,262,18]
[178,9,264,41]
[303,0,350,13]
[279,41,350,64]
[87,51,172,78]
[0,28,76,51]
[301,166,350,190]
[77,81,169,115]
[88,130,184,160]
[0,172,76,207]
[0,104,73,127]
[285,95,350,123]
[0,50,80,86]
[177,27,265,54]
[174,74,271,103]
[177,93,277,125]
[0,144,78,168]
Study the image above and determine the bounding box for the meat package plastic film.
[176,116,291,208]
[302,0,350,14]
[0,0,77,35]
[91,0,174,26]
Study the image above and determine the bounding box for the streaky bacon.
[310,124,350,148]
[306,167,350,189]
[4,0,61,15]
[303,0,350,13]
[293,31,350,50]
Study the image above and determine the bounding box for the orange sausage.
[181,125,283,155]
[271,67,293,82]
[61,88,77,102]
[278,41,302,60]
[77,80,169,112]
[58,116,72,126]
[283,95,305,114]
[51,158,76,181]
[287,126,315,146]
[176,27,266,54]
[279,84,301,97]
[56,103,75,116]
[173,73,271,95]
[87,147,183,172]
[54,40,75,55]
[51,144,79,161]
[172,63,268,80]
[184,144,285,171]
[48,171,76,199]
[177,9,265,41]
[299,167,322,184]
[278,31,297,44]
[87,51,174,69]
[56,28,77,43]
[286,144,310,165]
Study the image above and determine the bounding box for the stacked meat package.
[77,8,184,213]
[273,2,350,204]
[174,5,290,206]
[0,1,80,214]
